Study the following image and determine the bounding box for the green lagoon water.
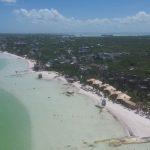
[0,58,7,70]
[0,89,31,150]
[0,53,150,150]
[0,56,31,150]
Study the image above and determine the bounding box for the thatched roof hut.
[104,86,116,92]
[109,91,122,100]
[93,80,103,86]
[116,93,131,101]
[87,79,103,89]
[93,80,103,88]
[99,84,110,91]
[87,78,136,109]
[103,86,116,96]
[116,93,136,109]
[87,79,95,85]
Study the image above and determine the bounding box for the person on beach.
[101,97,106,107]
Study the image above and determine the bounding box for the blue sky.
[1,0,150,33]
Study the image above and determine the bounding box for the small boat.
[95,104,104,109]
[65,91,74,96]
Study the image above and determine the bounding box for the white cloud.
[14,8,71,24]
[13,8,150,33]
[1,0,16,3]
[115,11,150,24]
[14,8,113,26]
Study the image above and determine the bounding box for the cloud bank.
[13,8,150,33]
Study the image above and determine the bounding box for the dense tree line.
[0,34,150,103]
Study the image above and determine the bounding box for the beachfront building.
[87,78,136,110]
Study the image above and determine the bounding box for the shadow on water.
[0,89,31,150]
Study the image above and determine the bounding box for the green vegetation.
[0,34,149,103]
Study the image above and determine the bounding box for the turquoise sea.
[0,58,7,70]
[0,56,30,150]
[0,53,150,150]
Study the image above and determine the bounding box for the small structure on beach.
[87,78,96,85]
[99,84,110,91]
[103,86,116,96]
[87,79,103,89]
[93,80,103,89]
[109,91,122,101]
[116,93,136,109]
[87,78,136,110]
[38,73,42,79]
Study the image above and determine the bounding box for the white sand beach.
[9,50,150,138]
[36,62,150,138]
[73,82,150,138]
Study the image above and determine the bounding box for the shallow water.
[0,55,31,150]
[0,89,31,150]
[0,53,150,150]
[0,58,7,70]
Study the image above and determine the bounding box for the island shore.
[36,69,150,138]
[1,51,150,139]
[34,71,150,137]
[1,51,35,72]
[72,82,150,137]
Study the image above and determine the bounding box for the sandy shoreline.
[72,82,150,137]
[1,51,35,72]
[1,51,150,138]
[36,67,150,138]
[35,69,150,137]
